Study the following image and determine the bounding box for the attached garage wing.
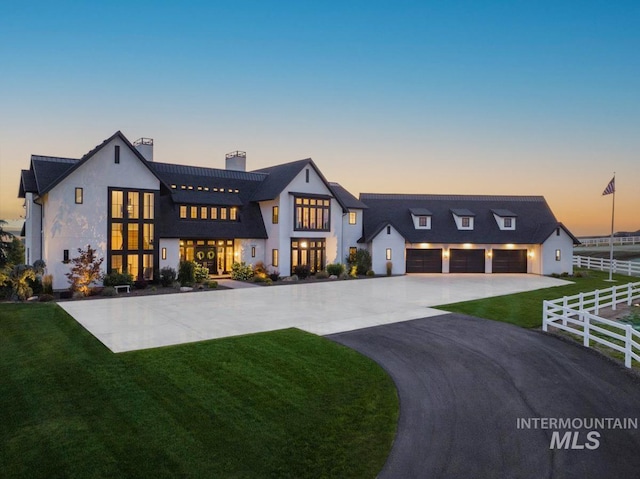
[492,249,527,273]
[406,249,442,273]
[449,249,485,273]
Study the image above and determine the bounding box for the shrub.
[293,264,310,279]
[65,245,104,296]
[134,279,148,290]
[171,281,182,290]
[9,264,36,301]
[366,270,375,277]
[101,286,117,297]
[178,260,196,286]
[28,277,43,295]
[269,272,280,282]
[349,265,358,278]
[159,267,177,287]
[252,275,272,285]
[103,271,134,287]
[346,248,372,276]
[194,263,210,283]
[38,293,55,302]
[339,272,349,280]
[231,262,254,281]
[386,261,393,276]
[254,261,268,276]
[316,270,329,279]
[42,274,53,294]
[326,264,345,276]
[207,280,218,289]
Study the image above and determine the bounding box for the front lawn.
[438,269,639,328]
[0,303,398,479]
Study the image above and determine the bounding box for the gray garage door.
[449,249,485,273]
[406,249,443,273]
[492,249,528,273]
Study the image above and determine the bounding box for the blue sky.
[1,0,638,235]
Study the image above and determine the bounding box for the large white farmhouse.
[18,131,578,290]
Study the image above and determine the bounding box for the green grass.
[438,269,639,328]
[0,303,398,479]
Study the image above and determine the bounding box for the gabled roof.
[250,158,348,210]
[361,193,572,244]
[20,131,170,197]
[330,183,368,209]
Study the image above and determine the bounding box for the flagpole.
[608,173,615,281]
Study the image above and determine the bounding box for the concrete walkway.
[59,274,570,352]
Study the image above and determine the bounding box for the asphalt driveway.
[59,274,569,352]
[329,314,640,479]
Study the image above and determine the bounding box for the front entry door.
[195,246,216,274]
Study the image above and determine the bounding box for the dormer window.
[492,209,517,230]
[451,209,475,230]
[410,208,432,230]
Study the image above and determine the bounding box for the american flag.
[602,177,615,196]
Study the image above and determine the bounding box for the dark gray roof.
[450,208,475,217]
[492,209,517,217]
[19,170,37,196]
[330,183,368,209]
[409,208,432,216]
[155,196,267,239]
[360,193,576,244]
[250,159,311,201]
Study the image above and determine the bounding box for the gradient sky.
[1,0,638,236]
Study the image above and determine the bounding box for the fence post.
[583,315,590,347]
[629,283,633,306]
[625,325,632,368]
[579,292,584,312]
[542,301,548,332]
[594,290,599,315]
[612,286,617,311]
[562,297,568,327]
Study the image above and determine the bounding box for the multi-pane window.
[349,212,357,225]
[230,207,237,221]
[220,208,227,220]
[75,187,83,204]
[211,207,218,219]
[419,216,428,227]
[112,190,124,218]
[190,206,197,219]
[272,249,279,267]
[201,206,208,219]
[294,197,330,231]
[143,193,154,219]
[272,206,279,224]
[180,205,187,218]
[462,217,470,228]
[109,188,156,281]
[177,205,239,221]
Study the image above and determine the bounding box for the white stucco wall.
[275,165,342,275]
[43,137,160,290]
[541,228,574,275]
[342,209,363,265]
[237,238,266,268]
[159,238,180,272]
[258,198,281,272]
[371,225,406,275]
[24,192,41,266]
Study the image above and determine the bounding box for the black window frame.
[114,145,120,164]
[293,195,331,232]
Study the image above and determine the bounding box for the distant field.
[574,244,640,261]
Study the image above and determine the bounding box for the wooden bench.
[114,285,131,294]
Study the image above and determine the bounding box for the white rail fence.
[542,282,640,368]
[573,255,640,277]
[577,236,640,247]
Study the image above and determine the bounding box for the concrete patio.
[59,274,570,352]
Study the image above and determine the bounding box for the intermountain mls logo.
[517,417,638,450]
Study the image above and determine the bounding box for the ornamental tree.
[65,245,104,296]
